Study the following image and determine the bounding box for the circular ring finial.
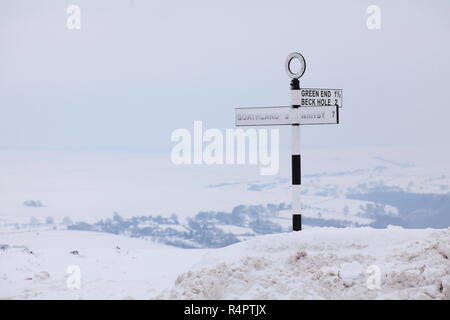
[285,52,306,79]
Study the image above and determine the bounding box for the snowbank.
[159,226,450,299]
[1,227,449,299]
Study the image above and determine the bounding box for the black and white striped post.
[285,52,306,231]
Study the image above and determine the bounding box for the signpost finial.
[285,52,306,80]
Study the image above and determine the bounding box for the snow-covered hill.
[1,146,449,299]
[1,227,449,299]
[159,226,450,300]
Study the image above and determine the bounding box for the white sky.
[1,0,449,151]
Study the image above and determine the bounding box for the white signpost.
[235,106,291,126]
[235,106,339,126]
[290,88,343,108]
[234,52,343,231]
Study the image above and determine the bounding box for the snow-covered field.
[0,229,210,299]
[1,227,449,300]
[1,145,449,226]
[1,146,449,299]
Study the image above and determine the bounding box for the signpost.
[235,106,338,126]
[234,52,343,231]
[235,106,291,126]
[290,88,343,108]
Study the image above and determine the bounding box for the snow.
[1,145,450,299]
[1,145,449,226]
[1,227,449,299]
[215,224,256,235]
[0,230,210,299]
[159,227,450,300]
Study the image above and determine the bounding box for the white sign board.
[295,106,338,125]
[291,88,343,108]
[235,106,338,126]
[235,106,291,126]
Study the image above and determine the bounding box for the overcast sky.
[1,0,449,152]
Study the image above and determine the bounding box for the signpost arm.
[290,78,302,231]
